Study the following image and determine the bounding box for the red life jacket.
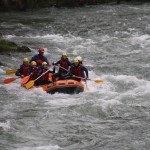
[60,59,69,72]
[21,64,30,76]
[36,60,43,66]
[30,67,39,80]
[40,68,49,81]
[72,65,82,77]
[35,55,44,66]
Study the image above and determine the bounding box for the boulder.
[0,39,31,55]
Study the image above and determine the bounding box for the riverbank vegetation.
[0,0,150,12]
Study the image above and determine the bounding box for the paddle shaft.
[34,67,53,81]
[72,75,87,81]
[55,66,89,80]
[55,66,104,83]
[54,65,69,72]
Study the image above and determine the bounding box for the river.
[0,4,150,150]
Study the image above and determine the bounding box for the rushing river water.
[0,4,150,150]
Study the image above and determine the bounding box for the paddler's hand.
[83,77,88,82]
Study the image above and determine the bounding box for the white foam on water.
[5,83,51,100]
[44,93,85,107]
[100,35,111,42]
[6,76,150,117]
[128,28,136,31]
[3,34,17,39]
[101,75,150,101]
[0,120,11,131]
[0,68,5,75]
[83,72,150,110]
[3,33,95,50]
[129,6,141,10]
[34,34,67,42]
[103,74,147,87]
[16,144,61,150]
[3,68,150,112]
[129,34,150,48]
[4,33,81,42]
[2,79,82,107]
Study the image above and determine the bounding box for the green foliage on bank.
[0,40,31,55]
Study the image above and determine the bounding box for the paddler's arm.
[64,66,72,77]
[15,65,23,77]
[82,65,89,79]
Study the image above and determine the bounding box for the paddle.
[3,77,20,84]
[87,79,105,84]
[73,75,105,85]
[56,65,105,82]
[85,79,105,91]
[54,65,105,86]
[25,67,53,89]
[6,69,18,75]
[54,65,69,72]
[71,75,90,90]
[21,75,31,84]
[85,81,90,91]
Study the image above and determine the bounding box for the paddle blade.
[85,86,90,91]
[21,75,30,84]
[85,82,90,91]
[24,80,34,89]
[3,78,18,84]
[94,80,105,84]
[6,69,18,75]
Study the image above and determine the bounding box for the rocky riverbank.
[0,0,149,11]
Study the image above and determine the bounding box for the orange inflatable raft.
[22,73,84,94]
[42,79,84,94]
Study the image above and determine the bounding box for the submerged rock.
[0,39,31,55]
[0,62,4,66]
[16,46,31,52]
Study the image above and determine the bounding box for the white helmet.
[76,56,82,62]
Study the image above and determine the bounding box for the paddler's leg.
[38,79,52,86]
[34,80,39,86]
[52,73,59,82]
[48,73,59,87]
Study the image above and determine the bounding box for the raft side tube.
[42,79,84,94]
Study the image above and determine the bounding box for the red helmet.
[39,48,44,53]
